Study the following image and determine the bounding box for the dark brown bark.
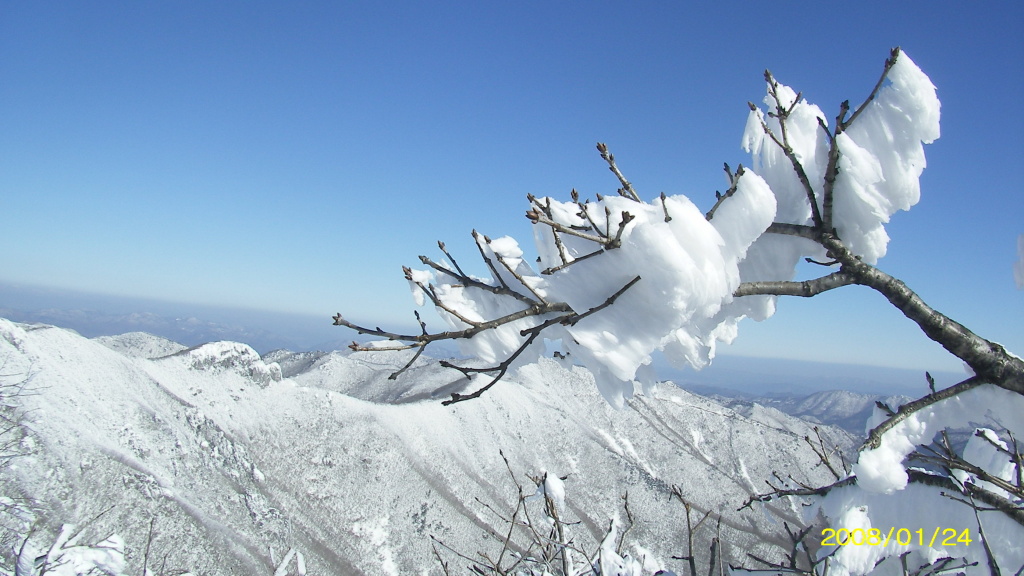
[734,228,1024,396]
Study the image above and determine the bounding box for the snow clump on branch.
[743,51,940,266]
[409,174,776,407]
[351,51,943,410]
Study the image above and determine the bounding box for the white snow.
[816,382,1024,575]
[19,525,128,576]
[5,49,1011,576]
[535,472,566,516]
[376,52,941,412]
[952,428,1016,500]
[854,383,1023,494]
[831,52,940,263]
[386,172,777,408]
[407,268,433,306]
[0,317,853,574]
[742,50,940,270]
[96,331,187,359]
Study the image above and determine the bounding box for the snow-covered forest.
[2,48,1022,576]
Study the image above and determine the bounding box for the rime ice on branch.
[336,157,777,407]
[336,47,1024,574]
[335,48,1020,408]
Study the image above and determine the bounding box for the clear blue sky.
[1,2,1021,372]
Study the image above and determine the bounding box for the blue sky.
[1,2,1021,373]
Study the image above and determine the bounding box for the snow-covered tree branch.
[336,48,1024,573]
[335,47,1021,405]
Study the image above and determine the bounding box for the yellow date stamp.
[821,527,972,547]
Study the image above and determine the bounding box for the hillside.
[0,319,854,575]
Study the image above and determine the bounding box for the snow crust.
[540,472,566,515]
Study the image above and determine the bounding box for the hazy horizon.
[0,280,960,398]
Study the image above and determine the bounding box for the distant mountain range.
[0,281,964,399]
[714,389,913,436]
[0,318,863,575]
[0,281,349,352]
[0,307,307,352]
[1,303,958,402]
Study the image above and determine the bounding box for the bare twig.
[531,194,575,266]
[751,74,823,228]
[437,240,468,278]
[913,450,1024,499]
[540,246,606,275]
[334,299,571,349]
[841,47,902,131]
[473,230,512,292]
[969,492,1003,576]
[431,535,486,571]
[607,211,635,249]
[387,311,430,380]
[441,329,544,406]
[485,235,549,303]
[708,163,744,223]
[597,142,641,202]
[1009,430,1024,490]
[575,194,608,236]
[805,257,839,267]
[431,538,454,576]
[671,486,712,576]
[660,192,673,222]
[820,48,901,233]
[820,115,840,232]
[764,221,822,241]
[405,266,483,328]
[784,522,813,572]
[804,427,845,480]
[707,516,722,576]
[418,254,537,307]
[738,477,857,511]
[527,209,610,245]
[441,275,641,405]
[143,517,156,575]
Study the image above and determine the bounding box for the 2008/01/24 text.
[821,527,972,547]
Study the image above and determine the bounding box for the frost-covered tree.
[334,48,1024,575]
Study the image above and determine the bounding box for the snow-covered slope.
[95,331,188,359]
[724,390,914,435]
[0,319,853,575]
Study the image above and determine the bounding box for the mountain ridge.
[2,318,855,575]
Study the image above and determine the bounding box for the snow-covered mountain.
[93,331,188,359]
[716,390,914,436]
[0,318,855,575]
